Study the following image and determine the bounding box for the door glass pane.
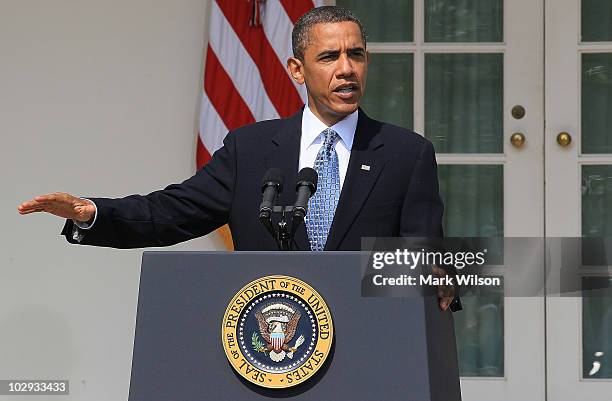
[582,169,612,380]
[582,165,612,236]
[439,164,504,377]
[438,165,504,237]
[582,277,612,379]
[337,0,413,42]
[582,0,612,42]
[455,285,504,377]
[361,53,413,129]
[425,0,503,42]
[425,53,503,154]
[582,54,612,154]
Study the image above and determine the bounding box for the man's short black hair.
[292,6,367,61]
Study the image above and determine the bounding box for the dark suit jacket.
[62,108,444,250]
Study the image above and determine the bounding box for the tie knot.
[322,128,338,148]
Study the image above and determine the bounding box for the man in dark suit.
[18,6,457,310]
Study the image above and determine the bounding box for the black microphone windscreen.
[261,168,284,192]
[296,167,318,193]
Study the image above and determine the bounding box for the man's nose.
[336,53,355,78]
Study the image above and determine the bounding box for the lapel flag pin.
[361,164,371,171]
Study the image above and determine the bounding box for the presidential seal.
[222,275,333,389]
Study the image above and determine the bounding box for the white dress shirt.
[299,105,358,190]
[74,106,358,233]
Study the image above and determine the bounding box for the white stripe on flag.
[199,89,228,155]
[209,1,280,121]
[262,0,307,104]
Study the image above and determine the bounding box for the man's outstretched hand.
[18,192,95,223]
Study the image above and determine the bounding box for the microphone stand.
[260,205,303,251]
[270,205,298,251]
[258,212,281,250]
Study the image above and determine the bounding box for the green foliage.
[252,332,267,354]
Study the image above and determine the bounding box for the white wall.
[0,1,219,400]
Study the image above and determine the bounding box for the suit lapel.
[265,108,311,250]
[325,109,385,250]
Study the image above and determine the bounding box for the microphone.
[259,168,284,250]
[259,168,284,219]
[293,167,318,220]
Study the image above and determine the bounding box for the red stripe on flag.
[196,135,211,170]
[278,0,315,24]
[204,46,255,131]
[216,0,303,118]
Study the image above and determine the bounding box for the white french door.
[546,0,612,400]
[437,1,546,400]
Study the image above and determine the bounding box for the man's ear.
[287,57,305,85]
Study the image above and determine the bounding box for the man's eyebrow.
[316,49,340,57]
[316,47,366,57]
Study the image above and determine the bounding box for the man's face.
[288,21,368,126]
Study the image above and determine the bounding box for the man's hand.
[18,192,95,223]
[432,265,456,311]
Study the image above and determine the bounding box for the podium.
[128,252,461,401]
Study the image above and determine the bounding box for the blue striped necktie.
[305,128,341,251]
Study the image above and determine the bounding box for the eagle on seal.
[255,302,305,362]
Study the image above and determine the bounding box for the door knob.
[557,132,572,147]
[510,132,526,148]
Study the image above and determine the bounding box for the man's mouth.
[333,84,359,100]
[333,84,359,94]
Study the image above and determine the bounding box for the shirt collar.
[301,105,358,150]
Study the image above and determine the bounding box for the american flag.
[196,0,324,248]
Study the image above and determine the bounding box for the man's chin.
[311,100,360,125]
[330,103,359,117]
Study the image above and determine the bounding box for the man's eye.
[320,53,338,61]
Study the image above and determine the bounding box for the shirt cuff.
[73,198,98,230]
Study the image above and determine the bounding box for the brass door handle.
[557,132,572,147]
[510,132,526,148]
